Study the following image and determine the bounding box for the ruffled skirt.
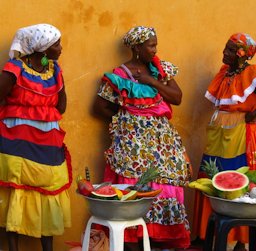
[0,119,72,237]
[193,111,254,243]
[104,166,191,249]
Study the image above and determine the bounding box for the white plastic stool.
[82,215,151,251]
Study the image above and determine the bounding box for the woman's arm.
[0,72,16,102]
[132,71,182,105]
[56,85,67,114]
[93,95,119,120]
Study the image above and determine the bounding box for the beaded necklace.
[225,62,248,85]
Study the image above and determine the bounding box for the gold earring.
[136,53,139,60]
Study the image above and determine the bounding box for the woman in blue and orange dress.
[94,26,192,251]
[0,24,72,251]
[193,33,256,251]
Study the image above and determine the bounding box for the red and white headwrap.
[229,33,256,60]
[9,23,61,59]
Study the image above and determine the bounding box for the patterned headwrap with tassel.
[229,33,256,60]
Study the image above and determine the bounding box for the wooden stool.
[203,212,256,251]
[81,215,151,251]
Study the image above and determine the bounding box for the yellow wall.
[0,0,256,250]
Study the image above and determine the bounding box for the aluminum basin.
[78,184,155,221]
[205,194,256,218]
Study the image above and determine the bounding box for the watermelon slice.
[91,185,117,200]
[212,170,249,200]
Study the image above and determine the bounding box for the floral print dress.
[98,56,191,248]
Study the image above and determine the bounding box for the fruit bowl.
[205,193,256,218]
[77,184,155,220]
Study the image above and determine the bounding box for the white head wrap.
[9,23,61,59]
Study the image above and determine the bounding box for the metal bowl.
[77,184,155,221]
[205,194,256,218]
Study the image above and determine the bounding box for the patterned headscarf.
[9,23,61,59]
[229,33,256,60]
[123,26,156,48]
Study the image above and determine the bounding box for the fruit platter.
[76,167,162,220]
[188,161,256,218]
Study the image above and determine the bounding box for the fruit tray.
[205,193,256,218]
[77,184,155,220]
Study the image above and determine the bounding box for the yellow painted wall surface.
[0,0,255,250]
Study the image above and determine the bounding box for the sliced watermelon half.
[212,170,249,200]
[91,185,117,200]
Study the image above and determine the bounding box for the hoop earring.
[41,54,49,66]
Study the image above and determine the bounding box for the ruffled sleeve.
[98,81,123,106]
[205,64,256,112]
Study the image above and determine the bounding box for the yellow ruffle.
[18,58,55,80]
[0,187,71,237]
[0,153,69,191]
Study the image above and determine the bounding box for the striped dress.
[0,58,72,237]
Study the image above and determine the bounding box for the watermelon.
[212,170,249,200]
[91,185,117,200]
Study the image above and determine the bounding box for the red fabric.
[151,55,167,80]
[0,104,62,121]
[103,164,190,248]
[246,123,256,170]
[0,60,63,121]
[0,121,65,147]
[3,60,63,96]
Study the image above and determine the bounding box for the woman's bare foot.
[233,241,247,251]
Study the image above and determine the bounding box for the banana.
[194,182,216,196]
[196,178,212,186]
[188,181,199,188]
[188,181,216,196]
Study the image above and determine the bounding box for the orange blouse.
[205,64,256,112]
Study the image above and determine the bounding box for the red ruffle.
[152,55,167,80]
[0,121,65,146]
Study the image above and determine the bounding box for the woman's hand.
[56,85,67,114]
[245,111,256,123]
[133,69,182,105]
[133,69,154,85]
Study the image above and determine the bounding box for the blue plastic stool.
[203,212,256,251]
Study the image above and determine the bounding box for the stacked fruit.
[189,164,256,200]
[89,184,162,201]
[77,166,162,201]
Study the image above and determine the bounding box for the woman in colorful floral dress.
[94,26,192,251]
[193,33,256,251]
[0,24,72,251]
